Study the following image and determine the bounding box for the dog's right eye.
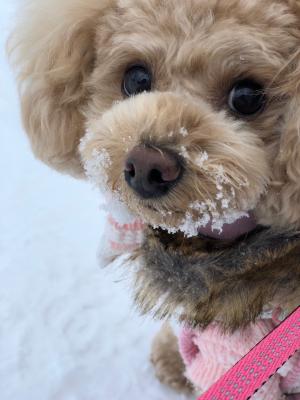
[228,79,265,116]
[122,65,152,97]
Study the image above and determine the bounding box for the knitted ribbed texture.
[99,213,144,262]
[107,214,144,252]
[181,307,300,400]
[281,351,300,394]
[180,320,283,399]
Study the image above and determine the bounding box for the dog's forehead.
[107,0,299,67]
[116,0,298,31]
[93,0,299,89]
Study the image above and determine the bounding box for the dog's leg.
[150,322,194,394]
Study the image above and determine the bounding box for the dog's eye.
[228,80,265,116]
[123,65,152,97]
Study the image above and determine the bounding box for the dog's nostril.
[124,145,183,199]
[125,163,136,178]
[148,169,164,184]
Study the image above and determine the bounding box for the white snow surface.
[0,4,192,400]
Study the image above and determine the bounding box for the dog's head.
[10,0,300,326]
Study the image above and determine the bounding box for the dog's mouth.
[142,199,271,259]
[196,211,258,241]
[145,206,260,247]
[140,200,261,252]
[154,221,266,255]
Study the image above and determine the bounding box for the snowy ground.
[0,3,191,400]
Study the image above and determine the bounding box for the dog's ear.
[8,0,114,176]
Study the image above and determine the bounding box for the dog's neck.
[133,228,300,331]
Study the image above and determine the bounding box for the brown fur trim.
[133,228,300,331]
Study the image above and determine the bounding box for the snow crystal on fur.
[179,127,188,137]
[83,147,112,188]
[179,146,190,160]
[80,130,112,190]
[195,151,209,168]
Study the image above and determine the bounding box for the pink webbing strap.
[198,307,300,400]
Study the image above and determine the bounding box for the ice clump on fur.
[195,151,209,168]
[183,196,249,237]
[211,210,249,233]
[179,127,188,137]
[79,130,112,191]
[179,212,211,237]
[158,206,249,238]
[84,147,112,188]
[179,146,190,160]
[222,199,230,209]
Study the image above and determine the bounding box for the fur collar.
[133,228,300,331]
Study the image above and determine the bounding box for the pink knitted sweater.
[179,318,300,399]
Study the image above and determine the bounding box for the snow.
[194,151,208,168]
[0,3,192,400]
[179,127,188,137]
[83,147,112,189]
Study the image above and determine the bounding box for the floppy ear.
[9,0,114,176]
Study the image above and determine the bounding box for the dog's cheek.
[255,97,300,229]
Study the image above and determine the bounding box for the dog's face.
[11,0,300,237]
[80,0,300,239]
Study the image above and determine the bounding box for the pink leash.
[198,307,300,400]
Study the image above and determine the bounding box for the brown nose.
[124,145,182,199]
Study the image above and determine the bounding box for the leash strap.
[198,307,300,400]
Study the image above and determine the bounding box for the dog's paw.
[150,323,194,395]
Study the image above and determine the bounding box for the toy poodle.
[9,0,300,397]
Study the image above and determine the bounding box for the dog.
[9,0,300,397]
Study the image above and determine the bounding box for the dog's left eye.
[123,65,152,97]
[228,79,265,116]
